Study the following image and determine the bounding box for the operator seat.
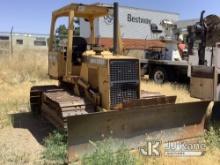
[72,36,87,65]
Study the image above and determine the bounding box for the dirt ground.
[0,127,43,164]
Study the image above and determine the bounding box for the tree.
[56,18,80,38]
[56,24,68,39]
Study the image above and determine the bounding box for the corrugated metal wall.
[80,5,179,40]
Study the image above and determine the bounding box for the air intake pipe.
[113,2,119,55]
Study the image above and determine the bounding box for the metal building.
[80,4,180,49]
[0,32,49,55]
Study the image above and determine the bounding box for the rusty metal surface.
[122,96,176,109]
[41,103,65,129]
[67,101,210,160]
[30,85,60,114]
[140,90,164,98]
[43,90,94,117]
[40,87,95,130]
[191,66,214,78]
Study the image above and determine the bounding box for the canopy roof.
[53,3,112,18]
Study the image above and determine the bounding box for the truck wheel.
[141,64,148,76]
[152,67,167,84]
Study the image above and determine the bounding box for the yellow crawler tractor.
[30,3,210,161]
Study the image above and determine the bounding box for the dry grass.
[141,77,199,103]
[0,128,43,165]
[0,51,219,164]
[0,50,56,128]
[0,51,56,164]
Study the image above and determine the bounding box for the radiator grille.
[110,83,139,107]
[110,60,139,108]
[110,60,139,82]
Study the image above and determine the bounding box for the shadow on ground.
[10,112,54,144]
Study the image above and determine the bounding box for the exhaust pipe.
[198,10,207,65]
[113,2,119,55]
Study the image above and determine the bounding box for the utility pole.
[10,26,13,56]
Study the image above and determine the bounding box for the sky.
[0,0,220,34]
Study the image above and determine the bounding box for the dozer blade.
[67,101,210,160]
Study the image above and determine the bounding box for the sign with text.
[127,14,151,25]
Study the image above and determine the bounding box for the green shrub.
[42,131,67,165]
[81,139,136,165]
[205,126,220,149]
[115,145,137,165]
